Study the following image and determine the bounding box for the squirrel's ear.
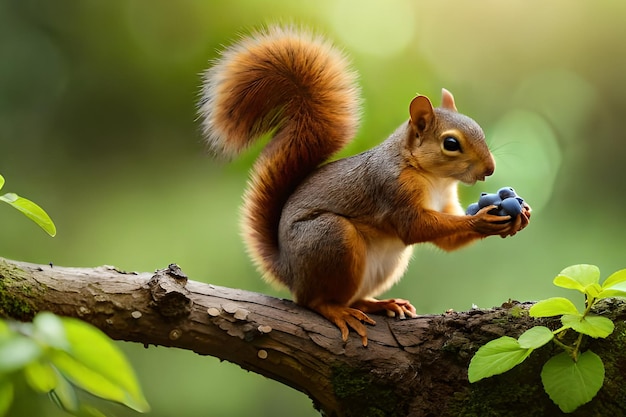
[441,88,457,111]
[409,95,435,138]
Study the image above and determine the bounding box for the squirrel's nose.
[482,155,495,178]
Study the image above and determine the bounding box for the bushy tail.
[199,26,361,284]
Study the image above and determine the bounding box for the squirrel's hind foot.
[311,304,376,346]
[351,298,418,320]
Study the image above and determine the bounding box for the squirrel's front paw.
[466,186,531,237]
[471,205,514,235]
[467,185,532,238]
[506,203,531,236]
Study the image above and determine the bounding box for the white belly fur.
[349,237,413,304]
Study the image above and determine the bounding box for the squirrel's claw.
[311,299,418,346]
[313,304,375,346]
[352,298,418,320]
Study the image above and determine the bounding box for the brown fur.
[199,27,530,345]
[200,26,360,282]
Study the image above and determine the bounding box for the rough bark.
[0,257,625,417]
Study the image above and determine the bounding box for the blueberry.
[497,187,517,199]
[478,193,501,208]
[466,202,480,215]
[501,197,523,217]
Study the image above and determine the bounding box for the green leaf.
[529,297,580,318]
[584,283,602,299]
[0,175,4,191]
[0,379,13,417]
[601,269,626,290]
[33,312,69,350]
[553,276,585,293]
[0,193,56,236]
[51,317,149,412]
[561,314,614,338]
[517,326,554,349]
[468,336,531,382]
[76,404,109,417]
[541,350,604,413]
[24,360,58,393]
[554,264,600,294]
[597,288,626,299]
[49,373,78,413]
[0,335,41,372]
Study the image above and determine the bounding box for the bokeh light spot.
[328,0,416,57]
[487,110,562,212]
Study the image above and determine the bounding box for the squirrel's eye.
[443,137,461,152]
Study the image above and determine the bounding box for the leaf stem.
[551,334,574,355]
[570,332,584,362]
[583,295,596,317]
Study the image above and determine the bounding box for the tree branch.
[1,257,625,417]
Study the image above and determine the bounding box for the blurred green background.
[2,0,625,415]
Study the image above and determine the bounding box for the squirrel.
[199,26,531,346]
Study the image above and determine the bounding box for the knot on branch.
[147,264,192,319]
